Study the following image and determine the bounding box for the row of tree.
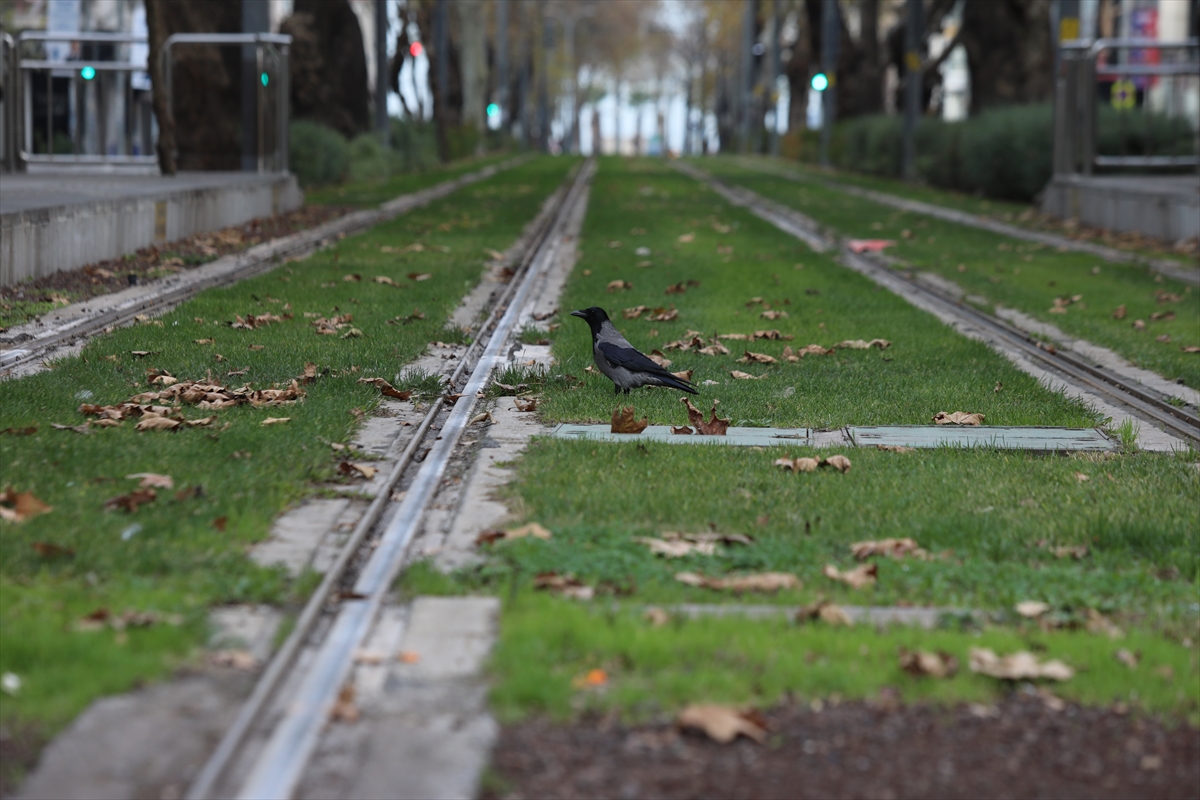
[144,0,1059,171]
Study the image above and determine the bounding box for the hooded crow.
[570,306,698,395]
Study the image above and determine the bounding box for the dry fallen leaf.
[533,572,594,600]
[571,668,609,689]
[1073,472,1090,482]
[635,537,717,558]
[477,523,553,546]
[681,397,730,436]
[969,647,1073,681]
[0,489,53,523]
[135,416,181,432]
[775,456,820,473]
[899,648,959,678]
[1112,304,1127,319]
[32,541,74,558]
[759,310,788,320]
[821,455,852,473]
[607,280,633,292]
[357,376,412,401]
[796,600,853,626]
[933,411,984,426]
[397,651,421,664]
[822,563,878,589]
[407,272,432,282]
[675,571,800,592]
[647,307,679,322]
[330,684,360,723]
[1016,600,1050,618]
[514,397,538,412]
[738,351,777,364]
[624,305,649,319]
[338,461,377,481]
[1114,648,1139,670]
[835,338,891,350]
[261,417,291,426]
[647,351,672,368]
[677,232,695,243]
[125,473,174,490]
[671,369,694,382]
[643,607,671,626]
[671,425,693,435]
[729,370,766,380]
[209,650,258,670]
[851,538,926,560]
[611,406,649,434]
[677,704,767,744]
[103,488,157,513]
[846,239,897,253]
[876,445,914,453]
[698,342,730,356]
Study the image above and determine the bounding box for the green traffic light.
[811,72,828,92]
[80,65,96,81]
[486,103,499,117]
[261,72,269,87]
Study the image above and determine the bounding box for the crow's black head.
[570,306,609,335]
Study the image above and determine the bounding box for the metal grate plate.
[848,425,1117,451]
[550,424,810,447]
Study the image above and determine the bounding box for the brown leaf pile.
[677,704,767,744]
[822,563,878,589]
[312,313,354,335]
[126,377,305,410]
[611,406,649,434]
[675,571,801,592]
[899,648,959,678]
[0,488,53,523]
[969,647,1073,681]
[681,398,730,435]
[933,411,984,426]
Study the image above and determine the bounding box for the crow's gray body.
[570,307,698,395]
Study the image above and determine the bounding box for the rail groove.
[677,161,1200,449]
[184,159,594,800]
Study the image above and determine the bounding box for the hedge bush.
[289,120,351,188]
[793,103,1197,203]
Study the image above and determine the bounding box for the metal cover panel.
[550,424,810,447]
[848,426,1116,451]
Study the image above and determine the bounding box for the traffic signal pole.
[818,0,838,168]
[902,0,922,181]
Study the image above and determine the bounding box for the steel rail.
[234,160,594,800]
[678,163,1200,448]
[0,156,531,375]
[184,159,593,800]
[727,156,1200,287]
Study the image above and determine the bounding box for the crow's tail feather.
[657,374,699,394]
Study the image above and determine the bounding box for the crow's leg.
[614,384,621,395]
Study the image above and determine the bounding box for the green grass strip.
[0,156,575,744]
[305,152,517,208]
[489,593,1200,725]
[702,157,1200,389]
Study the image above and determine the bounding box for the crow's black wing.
[599,342,680,378]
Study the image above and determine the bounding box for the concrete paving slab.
[208,604,283,664]
[393,597,500,680]
[666,603,961,628]
[17,673,255,800]
[250,499,350,578]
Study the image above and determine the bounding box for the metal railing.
[1054,37,1200,176]
[1,30,289,173]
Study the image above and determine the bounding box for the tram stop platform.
[1041,173,1200,244]
[0,169,303,287]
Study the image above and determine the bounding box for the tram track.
[182,158,594,800]
[676,161,1200,449]
[0,155,531,376]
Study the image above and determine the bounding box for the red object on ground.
[847,239,898,253]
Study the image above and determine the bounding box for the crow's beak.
[569,310,586,319]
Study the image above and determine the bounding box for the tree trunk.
[784,4,813,132]
[286,0,371,139]
[837,0,883,118]
[455,0,487,152]
[144,0,176,175]
[960,0,1054,113]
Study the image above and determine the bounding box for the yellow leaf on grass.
[261,417,291,426]
[125,473,174,490]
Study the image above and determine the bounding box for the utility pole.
[739,0,756,153]
[537,6,550,152]
[496,0,508,133]
[374,0,389,145]
[818,0,838,167]
[768,0,781,156]
[434,0,450,161]
[241,0,269,172]
[902,0,922,181]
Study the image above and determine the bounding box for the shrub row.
[288,118,444,189]
[782,103,1196,203]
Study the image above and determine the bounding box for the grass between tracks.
[0,156,574,773]
[755,156,1197,268]
[394,157,1199,727]
[701,157,1200,389]
[304,152,516,208]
